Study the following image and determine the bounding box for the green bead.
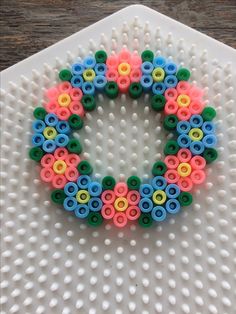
[203,148,218,163]
[77,160,93,175]
[129,82,143,99]
[67,139,82,154]
[87,212,103,227]
[164,140,179,155]
[102,176,116,190]
[33,107,47,120]
[81,95,96,111]
[59,69,72,81]
[127,176,141,190]
[151,94,166,111]
[141,50,154,62]
[95,50,107,63]
[163,114,178,131]
[138,213,153,228]
[201,107,216,121]
[176,68,191,81]
[152,161,167,176]
[178,192,193,206]
[68,114,83,130]
[105,81,119,99]
[29,147,44,162]
[51,189,66,204]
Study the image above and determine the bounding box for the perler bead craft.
[29,49,218,228]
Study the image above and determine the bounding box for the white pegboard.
[1,5,236,314]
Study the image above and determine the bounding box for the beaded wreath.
[29,49,218,228]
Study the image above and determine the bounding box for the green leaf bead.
[29,147,44,162]
[59,69,72,81]
[178,192,193,206]
[33,107,47,120]
[87,212,103,227]
[151,94,166,111]
[95,50,107,63]
[129,82,143,99]
[67,139,82,154]
[51,189,66,204]
[68,114,83,130]
[82,95,96,111]
[127,176,141,190]
[152,161,167,176]
[77,160,93,175]
[203,148,218,163]
[102,176,116,190]
[105,81,119,99]
[163,114,178,131]
[176,68,191,81]
[141,50,154,62]
[138,213,153,228]
[164,140,179,155]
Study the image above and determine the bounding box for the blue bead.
[202,134,217,148]
[93,75,107,91]
[164,75,178,88]
[32,133,44,147]
[82,82,95,95]
[56,121,70,134]
[63,197,77,211]
[88,197,103,212]
[141,61,154,75]
[139,184,154,198]
[177,121,191,134]
[64,182,78,197]
[32,120,46,133]
[55,134,69,147]
[83,56,96,69]
[190,141,205,155]
[42,139,56,153]
[94,63,107,76]
[165,184,180,199]
[177,134,191,148]
[151,206,167,222]
[71,75,83,88]
[151,176,167,190]
[166,199,180,214]
[202,121,215,134]
[71,63,84,75]
[139,198,153,213]
[152,82,166,95]
[77,175,91,189]
[88,182,102,197]
[164,62,177,75]
[74,204,90,218]
[45,113,58,127]
[189,115,203,128]
[140,75,153,91]
[153,56,166,68]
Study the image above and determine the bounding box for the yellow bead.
[118,62,131,76]
[177,94,191,107]
[76,190,90,204]
[152,68,165,82]
[43,126,57,140]
[83,69,96,82]
[189,128,203,141]
[152,190,166,205]
[58,93,71,107]
[114,197,128,211]
[177,163,192,177]
[53,160,67,174]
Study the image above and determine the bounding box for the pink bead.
[106,69,119,82]
[190,170,206,184]
[177,107,191,121]
[118,49,131,63]
[69,101,84,117]
[114,182,128,197]
[189,86,204,100]
[70,88,83,101]
[52,174,67,189]
[177,148,192,163]
[45,87,59,100]
[130,53,142,69]
[113,212,128,228]
[164,100,178,115]
[126,206,141,221]
[41,154,55,168]
[56,107,71,120]
[58,82,72,94]
[65,154,80,167]
[190,156,206,170]
[101,204,115,220]
[106,55,119,69]
[117,76,130,93]
[164,88,178,101]
[130,68,142,82]
[164,155,179,169]
[177,177,193,192]
[40,167,54,183]
[176,81,191,95]
[189,100,204,115]
[65,167,79,182]
[164,170,180,184]
[101,190,116,205]
[54,148,68,161]
[127,190,140,206]
[45,101,59,113]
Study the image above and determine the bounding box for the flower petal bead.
[151,206,167,222]
[54,147,68,160]
[177,94,191,107]
[55,134,69,147]
[56,107,71,121]
[152,161,167,176]
[152,190,167,205]
[140,75,153,91]
[101,204,115,219]
[164,62,177,75]
[64,182,79,197]
[189,87,204,100]
[139,184,154,198]
[59,69,72,82]
[165,170,180,184]
[141,61,154,75]
[166,199,180,214]
[105,81,119,99]
[191,170,206,185]
[114,182,128,197]
[127,176,141,190]
[32,133,45,147]
[65,167,79,182]
[202,121,215,134]
[126,206,141,221]
[114,197,128,212]
[164,140,179,155]
[164,155,179,169]
[70,87,83,101]
[77,175,91,189]
[45,101,59,114]
[130,68,142,82]
[94,63,107,76]
[83,56,96,69]
[63,197,77,211]
[40,167,54,183]
[74,204,90,219]
[178,192,193,206]
[153,56,166,68]
[106,55,119,69]
[119,49,131,63]
[93,75,107,91]
[152,68,165,82]
[88,182,102,197]
[177,162,192,177]
[189,115,203,128]
[165,88,178,101]
[152,176,167,190]
[102,176,116,190]
[67,138,82,154]
[138,213,153,228]
[32,120,46,133]
[82,95,96,111]
[68,114,83,130]
[29,147,44,162]
[164,100,178,115]
[72,63,84,75]
[177,148,192,163]
[113,212,127,228]
[152,82,166,95]
[190,141,205,155]
[76,190,90,204]
[127,190,140,206]
[177,121,191,134]
[95,50,107,64]
[177,107,191,121]
[165,184,180,199]
[139,198,153,213]
[87,212,103,227]
[69,101,85,116]
[71,75,83,88]
[106,69,119,82]
[141,50,154,62]
[202,134,217,148]
[52,174,67,189]
[177,177,193,192]
[82,82,95,95]
[101,190,116,205]
[203,148,218,163]
[117,76,130,93]
[51,189,66,204]
[190,156,206,170]
[129,82,143,99]
[65,154,80,167]
[163,115,178,131]
[176,68,191,81]
[77,160,93,175]
[176,81,191,95]
[83,69,96,82]
[151,94,166,112]
[58,82,72,94]
[45,113,59,126]
[130,53,142,68]
[42,140,56,153]
[164,75,178,88]
[53,160,67,174]
[33,107,47,120]
[118,62,131,76]
[189,100,204,115]
[88,197,103,212]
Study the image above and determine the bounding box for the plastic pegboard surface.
[1,5,236,314]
